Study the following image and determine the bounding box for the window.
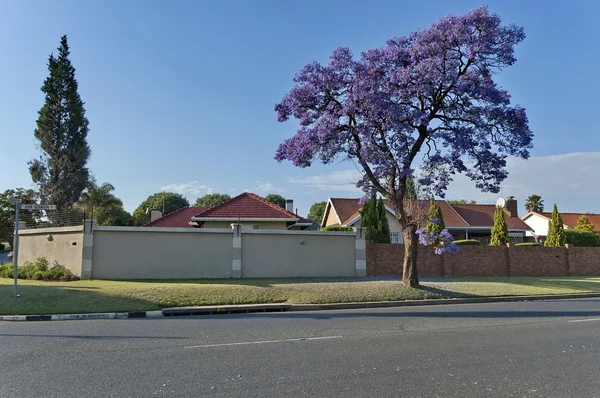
[390,232,402,244]
[253,225,261,230]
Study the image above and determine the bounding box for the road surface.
[2,298,600,397]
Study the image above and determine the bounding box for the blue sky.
[1,0,599,217]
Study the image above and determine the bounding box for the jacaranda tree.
[274,6,532,287]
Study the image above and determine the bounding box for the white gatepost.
[355,227,367,277]
[231,223,242,278]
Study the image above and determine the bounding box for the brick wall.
[367,243,600,277]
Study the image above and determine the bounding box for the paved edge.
[0,310,164,322]
[3,293,600,321]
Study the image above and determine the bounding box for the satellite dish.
[496,197,506,208]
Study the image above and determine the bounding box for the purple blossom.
[416,228,459,255]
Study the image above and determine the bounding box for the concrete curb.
[3,293,600,321]
[0,310,164,322]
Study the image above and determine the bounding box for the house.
[322,197,532,244]
[521,211,600,241]
[144,207,208,228]
[144,193,312,230]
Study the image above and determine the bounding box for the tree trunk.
[402,224,420,288]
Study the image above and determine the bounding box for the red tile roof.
[536,212,600,232]
[327,198,530,230]
[193,193,308,222]
[451,204,531,230]
[329,198,362,224]
[143,207,208,228]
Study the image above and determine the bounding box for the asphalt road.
[2,299,600,398]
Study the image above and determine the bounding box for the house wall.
[367,243,600,277]
[523,214,550,237]
[17,227,84,276]
[92,228,234,279]
[352,212,404,243]
[324,207,341,227]
[241,231,356,278]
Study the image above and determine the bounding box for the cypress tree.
[376,197,391,243]
[360,195,376,242]
[361,195,391,243]
[425,197,445,235]
[29,35,91,211]
[545,204,565,246]
[490,205,509,246]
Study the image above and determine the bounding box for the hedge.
[453,239,482,246]
[515,242,543,246]
[322,226,354,232]
[564,229,600,247]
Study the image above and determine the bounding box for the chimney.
[150,210,163,222]
[285,199,294,213]
[504,196,518,218]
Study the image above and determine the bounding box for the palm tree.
[525,194,544,213]
[78,182,124,225]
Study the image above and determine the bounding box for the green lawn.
[1,277,599,315]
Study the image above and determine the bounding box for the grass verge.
[1,276,600,315]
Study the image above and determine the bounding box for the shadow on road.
[0,333,187,340]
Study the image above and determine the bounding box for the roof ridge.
[196,193,248,217]
[246,193,298,218]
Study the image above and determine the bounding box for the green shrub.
[453,239,482,246]
[515,242,543,246]
[0,257,79,281]
[322,226,354,232]
[564,229,600,247]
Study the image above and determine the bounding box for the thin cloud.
[255,181,287,194]
[160,181,213,196]
[287,170,363,192]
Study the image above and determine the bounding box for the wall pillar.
[231,224,242,278]
[565,244,572,276]
[81,219,93,279]
[506,242,515,277]
[354,227,366,277]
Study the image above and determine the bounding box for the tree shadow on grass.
[0,284,159,316]
[423,276,600,293]
[108,276,406,288]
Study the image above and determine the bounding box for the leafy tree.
[29,35,91,212]
[274,6,532,287]
[0,189,40,249]
[132,192,190,226]
[307,201,327,224]
[425,199,445,235]
[101,207,133,226]
[265,194,286,209]
[490,205,509,246]
[77,182,131,226]
[525,194,544,213]
[194,193,231,208]
[447,199,477,204]
[405,178,417,200]
[545,204,565,247]
[575,215,595,233]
